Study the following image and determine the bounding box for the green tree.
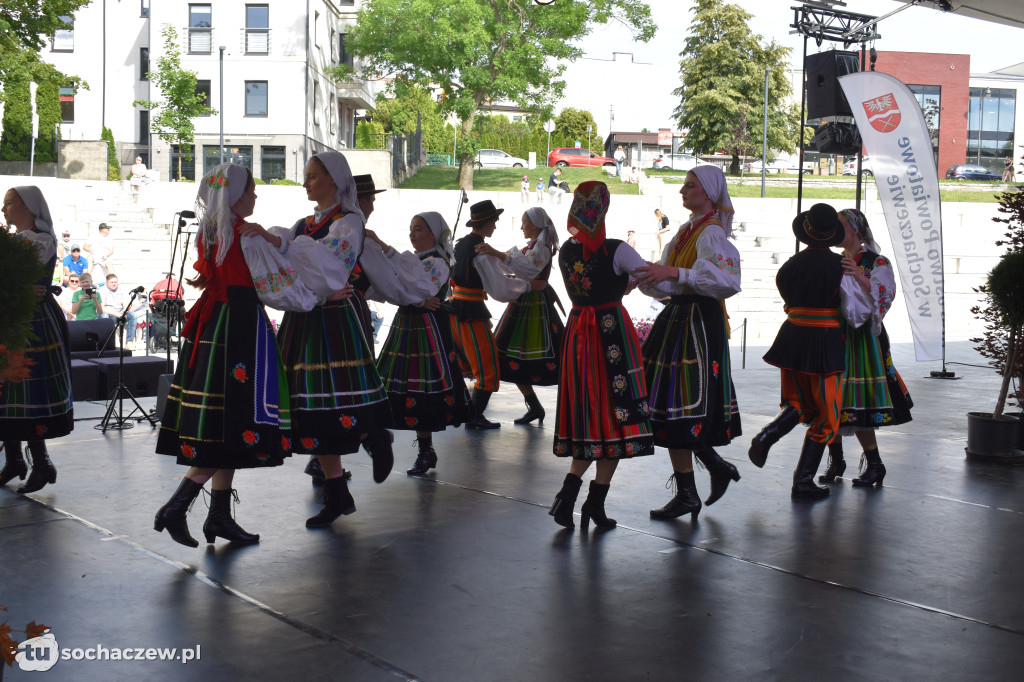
[342,0,654,189]
[133,24,216,181]
[0,1,90,88]
[101,126,119,180]
[554,108,599,150]
[372,82,450,158]
[673,0,799,175]
[356,120,387,149]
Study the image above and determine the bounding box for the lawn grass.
[401,165,1009,202]
[399,166,642,195]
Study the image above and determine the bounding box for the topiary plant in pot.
[967,161,1024,461]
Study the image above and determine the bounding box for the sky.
[575,0,1024,132]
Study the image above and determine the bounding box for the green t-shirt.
[71,289,102,320]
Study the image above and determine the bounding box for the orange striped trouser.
[780,370,844,444]
[450,317,499,392]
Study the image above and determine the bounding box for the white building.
[42,0,376,183]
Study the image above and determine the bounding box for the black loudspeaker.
[155,373,174,421]
[66,318,116,352]
[70,359,101,401]
[813,122,862,155]
[805,50,860,119]
[92,356,171,397]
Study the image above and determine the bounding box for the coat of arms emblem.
[863,94,901,133]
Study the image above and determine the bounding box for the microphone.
[131,286,146,294]
[180,210,196,219]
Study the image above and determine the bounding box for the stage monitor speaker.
[156,373,174,421]
[66,318,116,353]
[813,122,862,155]
[805,50,860,119]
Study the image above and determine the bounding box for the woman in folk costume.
[748,203,871,499]
[154,163,291,547]
[274,152,394,528]
[818,208,913,487]
[0,186,73,494]
[633,166,742,521]
[366,212,473,475]
[549,181,656,531]
[475,207,564,425]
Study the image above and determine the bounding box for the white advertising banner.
[839,71,945,362]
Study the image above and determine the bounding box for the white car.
[653,153,705,171]
[475,148,528,168]
[745,159,813,175]
[843,159,873,176]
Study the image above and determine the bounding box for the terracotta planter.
[966,412,1024,464]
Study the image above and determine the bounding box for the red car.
[547,147,616,168]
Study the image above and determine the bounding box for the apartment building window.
[329,94,337,133]
[141,0,150,17]
[52,15,74,51]
[314,12,320,48]
[203,145,252,175]
[189,4,212,54]
[330,29,337,62]
[246,81,268,116]
[338,33,353,68]
[245,5,269,54]
[261,146,286,182]
[196,80,212,116]
[59,87,75,123]
[139,110,150,144]
[339,0,355,6]
[170,145,196,181]
[313,84,321,126]
[140,47,149,80]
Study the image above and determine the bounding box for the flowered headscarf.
[566,181,610,258]
[11,186,55,237]
[524,206,558,254]
[313,151,364,226]
[691,165,735,237]
[839,208,880,253]
[197,162,251,266]
[416,211,454,262]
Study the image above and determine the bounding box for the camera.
[83,287,96,296]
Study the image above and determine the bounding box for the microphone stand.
[97,290,158,432]
[161,210,195,371]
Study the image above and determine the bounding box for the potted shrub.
[967,164,1024,461]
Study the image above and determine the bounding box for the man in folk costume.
[748,203,871,499]
[449,200,510,429]
[634,165,742,520]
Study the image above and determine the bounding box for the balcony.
[243,28,270,55]
[188,27,213,54]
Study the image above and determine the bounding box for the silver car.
[475,148,528,168]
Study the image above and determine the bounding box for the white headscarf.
[12,186,55,237]
[691,165,735,237]
[524,207,558,253]
[196,163,250,266]
[416,211,454,262]
[313,152,365,225]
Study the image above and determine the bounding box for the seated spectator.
[101,274,148,349]
[57,229,73,260]
[71,273,104,321]
[58,275,80,320]
[62,245,88,286]
[84,223,115,280]
[547,168,565,204]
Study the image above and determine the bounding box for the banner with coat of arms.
[839,71,945,362]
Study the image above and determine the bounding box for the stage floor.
[2,342,1022,681]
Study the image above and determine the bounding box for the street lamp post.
[761,67,770,198]
[219,46,225,164]
[976,87,991,166]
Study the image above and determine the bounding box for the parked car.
[475,148,528,168]
[842,159,874,176]
[547,147,615,168]
[744,158,813,175]
[945,163,1002,181]
[652,153,706,171]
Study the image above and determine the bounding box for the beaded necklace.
[303,205,346,238]
[673,210,716,253]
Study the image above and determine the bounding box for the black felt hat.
[466,200,504,227]
[353,174,386,196]
[792,203,844,247]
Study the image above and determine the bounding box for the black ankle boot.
[154,478,204,547]
[819,439,847,483]
[0,442,28,488]
[580,481,617,531]
[407,440,438,476]
[304,455,326,485]
[650,471,702,520]
[203,489,260,544]
[852,448,886,487]
[16,441,56,494]
[513,392,545,425]
[465,389,501,430]
[749,405,801,468]
[548,473,583,529]
[694,447,740,506]
[306,476,357,528]
[791,437,831,500]
[363,430,394,483]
